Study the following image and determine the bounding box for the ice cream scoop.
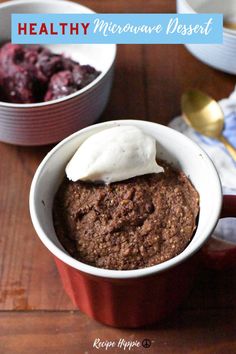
[66,125,164,184]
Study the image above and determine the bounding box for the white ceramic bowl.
[0,0,116,146]
[29,120,222,279]
[177,0,236,75]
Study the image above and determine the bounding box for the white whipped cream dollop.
[66,125,164,184]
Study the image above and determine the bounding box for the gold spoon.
[224,20,236,31]
[181,89,236,161]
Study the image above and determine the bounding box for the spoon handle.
[219,135,236,161]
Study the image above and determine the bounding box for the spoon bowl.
[181,89,236,160]
[181,89,224,138]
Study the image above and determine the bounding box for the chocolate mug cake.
[53,126,200,270]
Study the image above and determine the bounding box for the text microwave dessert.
[0,42,100,103]
[53,126,200,270]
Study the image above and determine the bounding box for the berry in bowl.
[0,0,116,146]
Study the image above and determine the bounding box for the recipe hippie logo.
[92,338,152,350]
[11,13,223,44]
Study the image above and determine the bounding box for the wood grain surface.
[0,0,236,353]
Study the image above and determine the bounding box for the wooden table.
[1,0,236,353]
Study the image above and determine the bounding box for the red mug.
[30,120,236,327]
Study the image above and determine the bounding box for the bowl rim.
[29,119,223,279]
[0,0,117,108]
[177,0,236,37]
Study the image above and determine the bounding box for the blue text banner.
[12,13,223,44]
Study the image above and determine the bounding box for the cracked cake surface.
[53,160,199,270]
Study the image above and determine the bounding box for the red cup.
[29,120,236,328]
[201,195,236,270]
[55,195,236,327]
